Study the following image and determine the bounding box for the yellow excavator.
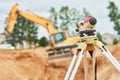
[6,3,80,59]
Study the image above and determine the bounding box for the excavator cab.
[49,32,66,46]
[54,32,66,43]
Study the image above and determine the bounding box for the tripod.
[64,16,120,80]
[64,36,120,80]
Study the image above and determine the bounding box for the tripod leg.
[101,46,120,72]
[64,49,81,80]
[95,40,120,72]
[92,51,97,80]
[70,50,84,80]
[89,51,97,80]
[64,42,87,80]
[84,51,88,80]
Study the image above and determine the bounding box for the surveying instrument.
[64,16,120,80]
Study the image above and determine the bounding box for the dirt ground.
[0,44,120,80]
[0,48,47,80]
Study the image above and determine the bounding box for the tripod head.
[76,16,97,37]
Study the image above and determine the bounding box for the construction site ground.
[0,43,120,80]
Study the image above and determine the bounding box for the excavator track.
[48,53,73,62]
[47,47,75,61]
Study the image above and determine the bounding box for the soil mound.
[0,45,120,80]
[0,48,48,80]
[46,44,120,80]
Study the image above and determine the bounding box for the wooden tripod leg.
[64,50,79,80]
[95,40,120,72]
[84,52,88,80]
[92,52,97,80]
[69,50,84,80]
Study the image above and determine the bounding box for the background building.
[102,33,116,45]
[0,33,6,44]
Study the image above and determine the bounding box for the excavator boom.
[6,4,18,35]
[6,3,56,35]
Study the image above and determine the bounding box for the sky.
[0,0,120,38]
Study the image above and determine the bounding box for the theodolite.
[64,16,120,80]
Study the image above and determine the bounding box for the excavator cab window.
[55,32,66,43]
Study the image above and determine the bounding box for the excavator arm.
[6,3,56,36]
[5,3,81,60]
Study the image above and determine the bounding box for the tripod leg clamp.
[77,42,87,50]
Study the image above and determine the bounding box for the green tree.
[24,20,38,48]
[6,16,25,48]
[96,32,107,45]
[113,38,118,45]
[6,16,38,48]
[49,6,90,36]
[49,7,58,29]
[39,36,48,47]
[107,1,120,35]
